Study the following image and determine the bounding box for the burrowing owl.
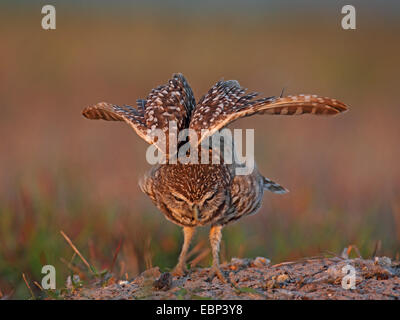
[82,73,348,282]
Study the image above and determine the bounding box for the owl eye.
[204,193,216,202]
[172,194,185,202]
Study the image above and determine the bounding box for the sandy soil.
[64,256,400,300]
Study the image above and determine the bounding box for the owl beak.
[193,205,200,222]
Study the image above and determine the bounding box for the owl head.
[140,162,232,226]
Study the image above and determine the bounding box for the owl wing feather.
[82,73,196,152]
[82,102,154,144]
[143,73,196,133]
[189,80,348,146]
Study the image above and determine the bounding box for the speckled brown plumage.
[82,73,348,282]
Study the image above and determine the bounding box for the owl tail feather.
[263,177,289,194]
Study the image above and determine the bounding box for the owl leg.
[208,225,227,283]
[172,227,196,276]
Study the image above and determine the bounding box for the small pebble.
[374,256,391,267]
[252,257,271,268]
[141,267,161,279]
[118,280,129,287]
[153,272,172,290]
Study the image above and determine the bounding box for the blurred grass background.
[0,1,400,298]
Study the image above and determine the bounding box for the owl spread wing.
[82,102,153,144]
[189,80,348,146]
[82,73,196,152]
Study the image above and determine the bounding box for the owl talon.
[208,267,227,283]
[172,265,188,277]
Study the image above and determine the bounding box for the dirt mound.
[64,256,400,300]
